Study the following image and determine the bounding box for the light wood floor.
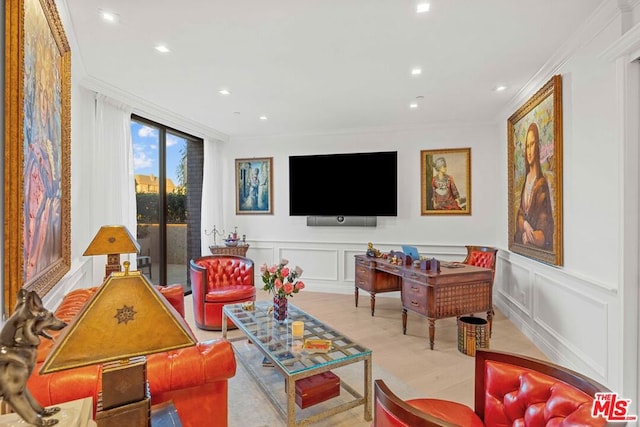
[185,290,547,408]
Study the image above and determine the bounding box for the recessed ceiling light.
[155,45,170,54]
[416,3,430,13]
[259,116,268,121]
[219,89,231,95]
[99,10,119,23]
[409,103,419,109]
[494,85,507,92]
[411,68,422,76]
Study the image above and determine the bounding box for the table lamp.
[40,264,197,427]
[83,225,140,278]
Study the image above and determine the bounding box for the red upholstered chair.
[463,245,498,335]
[190,255,256,330]
[463,245,498,281]
[373,349,614,427]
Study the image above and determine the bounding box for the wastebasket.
[457,316,489,356]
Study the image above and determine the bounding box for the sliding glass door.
[131,115,200,292]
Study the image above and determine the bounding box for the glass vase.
[273,295,288,323]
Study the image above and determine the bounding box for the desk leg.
[370,293,376,316]
[354,286,359,307]
[402,308,407,334]
[487,308,494,337]
[428,318,435,350]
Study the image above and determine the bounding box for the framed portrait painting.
[4,0,71,313]
[420,148,471,215]
[235,157,273,214]
[508,74,563,266]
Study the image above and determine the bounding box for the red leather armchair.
[28,284,236,427]
[373,349,615,426]
[463,246,497,276]
[190,255,256,330]
[463,245,498,334]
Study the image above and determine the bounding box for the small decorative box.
[303,339,332,353]
[294,371,340,409]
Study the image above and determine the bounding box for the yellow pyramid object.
[40,270,197,374]
[82,225,140,256]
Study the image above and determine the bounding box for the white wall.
[206,124,501,296]
[493,0,638,411]
[213,124,502,250]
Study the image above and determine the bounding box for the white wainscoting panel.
[343,249,363,281]
[247,246,276,267]
[42,258,92,309]
[496,252,617,388]
[499,260,531,316]
[533,272,609,378]
[279,247,338,282]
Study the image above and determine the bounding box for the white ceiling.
[65,0,604,138]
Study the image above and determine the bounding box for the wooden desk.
[354,255,402,315]
[209,244,249,257]
[354,255,493,350]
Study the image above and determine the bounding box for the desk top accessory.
[205,225,248,248]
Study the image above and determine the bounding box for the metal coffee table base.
[222,303,372,426]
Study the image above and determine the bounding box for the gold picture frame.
[4,0,71,313]
[420,148,471,215]
[507,75,563,266]
[235,157,273,214]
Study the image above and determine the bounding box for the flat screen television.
[289,151,397,217]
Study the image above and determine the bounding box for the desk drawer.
[355,266,373,291]
[355,256,375,268]
[403,270,428,282]
[402,280,427,316]
[377,262,403,275]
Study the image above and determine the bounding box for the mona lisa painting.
[508,75,563,266]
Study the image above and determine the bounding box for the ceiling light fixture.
[416,3,431,13]
[99,9,119,24]
[259,116,268,121]
[494,85,507,92]
[219,89,231,95]
[409,103,419,109]
[100,11,118,23]
[411,68,422,76]
[155,45,170,54]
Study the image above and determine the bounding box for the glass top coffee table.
[222,301,372,426]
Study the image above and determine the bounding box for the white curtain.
[90,94,137,281]
[201,137,224,255]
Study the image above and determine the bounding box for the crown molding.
[497,0,623,120]
[79,76,229,142]
[601,20,640,61]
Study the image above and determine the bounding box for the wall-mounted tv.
[289,151,397,217]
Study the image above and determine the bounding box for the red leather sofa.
[374,349,615,426]
[28,284,237,427]
[190,255,256,330]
